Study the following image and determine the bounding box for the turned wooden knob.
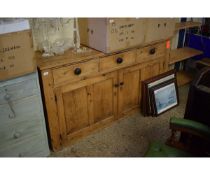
[74,68,82,75]
[149,48,156,55]
[116,57,123,64]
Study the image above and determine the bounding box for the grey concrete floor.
[51,85,189,157]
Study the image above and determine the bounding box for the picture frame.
[149,79,179,116]
[141,69,177,116]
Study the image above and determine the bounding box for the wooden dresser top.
[36,40,168,71]
[36,47,105,70]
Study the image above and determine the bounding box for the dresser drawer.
[99,50,136,72]
[0,134,49,157]
[0,78,39,105]
[136,42,166,63]
[0,119,46,149]
[52,59,99,85]
[0,95,44,125]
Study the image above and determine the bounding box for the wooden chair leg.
[166,129,177,145]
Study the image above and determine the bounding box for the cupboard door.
[55,72,118,144]
[141,61,161,81]
[92,72,118,123]
[55,83,91,142]
[118,65,141,117]
[63,87,90,134]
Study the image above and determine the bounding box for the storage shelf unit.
[176,70,194,87]
[196,58,210,66]
[169,47,203,87]
[175,21,202,31]
[171,21,203,86]
[169,47,203,65]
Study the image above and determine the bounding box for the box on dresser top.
[79,18,176,53]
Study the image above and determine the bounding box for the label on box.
[109,19,114,24]
[43,72,49,76]
[166,40,170,49]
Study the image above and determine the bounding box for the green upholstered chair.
[145,117,210,157]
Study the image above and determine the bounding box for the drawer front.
[136,42,166,63]
[0,78,39,105]
[0,134,49,157]
[53,59,99,85]
[0,95,44,125]
[0,119,47,149]
[99,50,136,72]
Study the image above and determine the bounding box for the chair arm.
[170,117,210,140]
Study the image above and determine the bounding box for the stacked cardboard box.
[0,19,35,81]
[79,18,176,53]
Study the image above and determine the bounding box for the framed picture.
[141,69,177,116]
[149,80,179,116]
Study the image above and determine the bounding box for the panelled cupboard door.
[54,72,117,145]
[141,61,161,81]
[118,65,141,117]
[55,80,92,144]
[92,72,118,124]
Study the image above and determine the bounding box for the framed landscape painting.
[141,69,176,116]
[150,80,179,116]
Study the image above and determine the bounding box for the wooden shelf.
[195,58,210,70]
[177,70,194,87]
[175,21,202,30]
[169,47,203,65]
[196,58,210,66]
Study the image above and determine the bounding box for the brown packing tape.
[126,41,130,47]
[106,46,110,53]
[28,30,34,48]
[143,19,149,43]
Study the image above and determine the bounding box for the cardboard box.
[79,18,147,53]
[0,30,36,81]
[145,18,176,44]
[79,18,176,53]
